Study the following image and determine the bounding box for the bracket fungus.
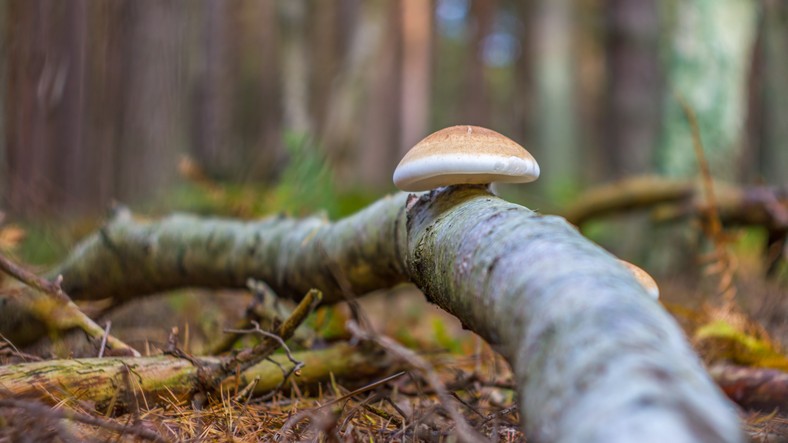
[619,259,660,299]
[393,125,540,192]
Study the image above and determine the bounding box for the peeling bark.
[1,187,744,442]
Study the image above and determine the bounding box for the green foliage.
[308,305,350,341]
[166,131,379,219]
[695,319,788,370]
[15,223,73,266]
[432,318,463,354]
[270,132,338,217]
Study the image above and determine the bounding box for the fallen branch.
[346,320,487,443]
[562,176,788,231]
[1,187,745,441]
[0,343,391,410]
[561,176,787,276]
[0,251,139,356]
[709,364,788,413]
[198,289,322,395]
[0,397,168,442]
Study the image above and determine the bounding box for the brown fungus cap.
[393,125,540,192]
[619,260,660,299]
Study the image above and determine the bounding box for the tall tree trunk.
[757,0,788,184]
[115,1,184,203]
[603,0,661,179]
[86,1,130,215]
[657,0,757,180]
[512,0,535,151]
[320,0,388,183]
[0,2,8,201]
[192,0,233,179]
[245,1,283,182]
[532,0,579,199]
[309,1,341,138]
[56,0,87,214]
[278,0,311,135]
[4,0,88,218]
[357,1,401,188]
[399,0,432,156]
[461,0,496,126]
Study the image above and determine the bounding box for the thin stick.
[202,289,322,393]
[0,397,169,442]
[0,333,42,362]
[98,321,112,358]
[676,94,737,304]
[675,95,724,241]
[224,321,304,400]
[346,320,489,443]
[0,251,68,301]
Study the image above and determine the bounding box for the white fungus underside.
[393,154,540,192]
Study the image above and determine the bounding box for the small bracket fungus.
[393,125,540,192]
[619,259,660,299]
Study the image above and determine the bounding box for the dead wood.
[562,176,788,232]
[0,186,746,442]
[0,251,139,356]
[0,343,390,411]
[0,397,168,442]
[709,364,788,414]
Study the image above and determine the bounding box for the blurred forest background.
[0,0,786,257]
[0,3,787,438]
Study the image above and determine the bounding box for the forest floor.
[2,275,787,442]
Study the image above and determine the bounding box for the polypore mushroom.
[393,125,540,192]
[619,260,660,299]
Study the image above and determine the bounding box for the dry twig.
[0,251,139,356]
[346,320,489,443]
[199,289,322,396]
[677,95,737,304]
[0,397,169,442]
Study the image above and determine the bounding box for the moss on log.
[0,343,388,409]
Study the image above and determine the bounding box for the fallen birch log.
[0,186,743,442]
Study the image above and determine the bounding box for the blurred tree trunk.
[512,1,534,149]
[657,0,756,180]
[87,1,130,214]
[320,0,387,183]
[4,0,88,218]
[0,3,5,199]
[309,1,341,141]
[532,0,579,199]
[756,0,788,184]
[399,0,432,156]
[358,1,401,188]
[594,0,662,260]
[246,0,283,182]
[192,0,233,179]
[603,0,661,179]
[461,0,495,126]
[279,0,311,134]
[115,1,184,203]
